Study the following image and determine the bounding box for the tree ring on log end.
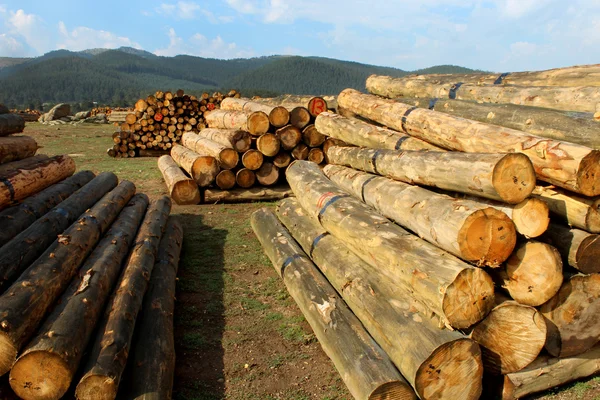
[247,111,270,136]
[75,375,118,400]
[368,380,416,400]
[172,180,201,205]
[10,350,72,400]
[0,332,16,376]
[492,153,536,204]
[443,268,495,329]
[415,338,483,400]
[511,198,550,238]
[577,151,600,197]
[577,235,600,274]
[586,199,600,233]
[458,207,516,266]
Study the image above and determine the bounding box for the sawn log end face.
[577,150,600,197]
[492,153,536,204]
[0,331,16,377]
[9,350,71,400]
[576,235,600,274]
[511,198,550,238]
[75,374,118,400]
[443,268,495,329]
[368,381,417,400]
[415,338,483,400]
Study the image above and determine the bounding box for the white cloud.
[155,1,232,22]
[154,28,254,58]
[498,0,549,18]
[0,33,26,56]
[5,9,52,54]
[57,21,141,51]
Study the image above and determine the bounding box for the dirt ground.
[17,122,600,400]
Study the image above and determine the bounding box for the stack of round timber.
[107,89,241,158]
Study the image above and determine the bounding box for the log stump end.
[10,350,71,400]
[492,153,536,204]
[443,267,495,329]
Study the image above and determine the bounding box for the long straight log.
[220,97,290,127]
[0,136,37,164]
[400,97,600,150]
[254,94,336,113]
[323,165,516,266]
[157,155,200,205]
[287,161,495,328]
[315,112,443,151]
[0,170,95,247]
[0,155,49,176]
[540,273,600,357]
[0,172,118,291]
[539,223,600,274]
[326,145,535,204]
[9,194,148,400]
[0,114,25,136]
[128,218,182,400]
[338,89,600,196]
[491,241,563,306]
[196,128,251,153]
[202,186,293,204]
[76,196,172,400]
[181,132,238,170]
[532,186,600,233]
[494,344,600,400]
[0,155,76,208]
[366,74,600,113]
[204,109,269,136]
[0,181,136,376]
[170,144,219,187]
[276,199,483,399]
[251,208,416,400]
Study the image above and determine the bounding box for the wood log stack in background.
[252,65,600,399]
[107,89,241,158]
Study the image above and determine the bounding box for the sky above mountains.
[0,0,598,71]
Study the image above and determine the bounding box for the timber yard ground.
[21,122,600,400]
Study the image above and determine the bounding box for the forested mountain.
[0,47,482,109]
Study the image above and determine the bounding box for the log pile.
[107,89,241,158]
[252,65,600,399]
[159,96,336,204]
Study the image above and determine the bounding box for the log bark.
[220,98,290,127]
[531,186,600,233]
[137,150,169,157]
[0,181,136,376]
[0,136,37,165]
[235,168,256,188]
[256,133,280,157]
[338,89,600,196]
[215,170,236,190]
[181,132,238,170]
[76,196,172,400]
[255,162,279,186]
[291,143,309,160]
[0,155,49,176]
[495,344,600,400]
[241,149,263,170]
[290,107,311,130]
[301,125,326,147]
[0,172,118,292]
[9,194,148,400]
[469,293,546,375]
[128,218,183,400]
[170,144,219,187]
[540,273,600,357]
[286,161,495,329]
[491,241,563,306]
[196,128,251,153]
[157,155,200,205]
[254,95,336,112]
[323,164,516,266]
[539,223,600,274]
[273,152,292,168]
[366,74,600,113]
[0,115,25,136]
[0,170,95,247]
[276,199,483,399]
[204,109,269,136]
[0,155,76,208]
[399,96,600,150]
[315,111,443,151]
[276,125,302,151]
[307,148,324,164]
[202,185,293,204]
[325,145,535,204]
[0,105,8,115]
[251,208,416,400]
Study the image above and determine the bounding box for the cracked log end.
[10,350,71,400]
[492,153,536,204]
[443,268,495,329]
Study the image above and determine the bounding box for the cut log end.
[236,169,256,188]
[586,200,600,233]
[193,157,220,187]
[368,381,416,400]
[511,198,550,238]
[172,180,201,205]
[220,149,240,170]
[273,152,292,168]
[458,207,517,267]
[75,375,117,400]
[0,332,16,376]
[269,106,290,128]
[256,133,281,157]
[576,235,600,274]
[492,153,536,204]
[247,111,270,136]
[256,163,279,186]
[415,338,483,400]
[242,150,264,171]
[443,268,495,329]
[216,170,236,190]
[578,151,600,197]
[9,350,71,400]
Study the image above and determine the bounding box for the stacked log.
[108,90,240,158]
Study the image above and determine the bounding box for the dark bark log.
[540,223,600,274]
[0,115,25,136]
[0,155,49,176]
[0,136,37,165]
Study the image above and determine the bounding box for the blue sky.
[0,0,599,71]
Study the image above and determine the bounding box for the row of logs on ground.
[0,127,182,399]
[253,64,600,400]
[158,95,337,205]
[107,89,241,158]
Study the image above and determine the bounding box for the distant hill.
[0,48,482,108]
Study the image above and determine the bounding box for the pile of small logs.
[158,95,339,204]
[9,109,41,122]
[252,64,600,400]
[0,136,182,399]
[108,89,240,158]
